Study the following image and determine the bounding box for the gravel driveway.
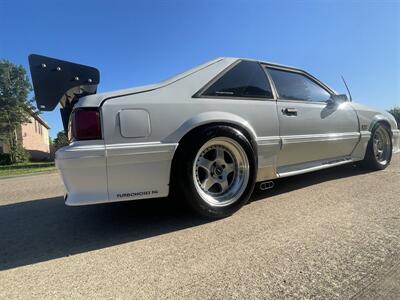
[0,156,399,299]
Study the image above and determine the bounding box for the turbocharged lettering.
[117,190,158,198]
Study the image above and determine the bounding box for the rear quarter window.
[201,61,273,99]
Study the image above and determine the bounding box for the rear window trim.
[193,60,276,101]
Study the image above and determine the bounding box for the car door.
[264,66,360,168]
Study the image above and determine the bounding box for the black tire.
[363,123,392,170]
[172,125,256,219]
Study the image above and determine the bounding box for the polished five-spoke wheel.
[173,125,256,219]
[372,126,391,165]
[364,123,392,170]
[193,138,250,207]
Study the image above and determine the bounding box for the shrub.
[0,153,11,165]
[14,145,30,163]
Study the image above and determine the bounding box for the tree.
[0,59,35,163]
[388,106,400,129]
[53,131,69,150]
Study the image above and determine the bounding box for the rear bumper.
[56,141,177,206]
[393,129,400,154]
[55,141,109,206]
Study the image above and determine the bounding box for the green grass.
[0,162,56,177]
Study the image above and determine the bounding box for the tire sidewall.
[177,125,256,218]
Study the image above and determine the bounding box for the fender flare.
[163,111,258,145]
[369,114,394,133]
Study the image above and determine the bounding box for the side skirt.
[277,156,357,178]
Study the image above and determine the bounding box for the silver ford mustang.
[29,54,399,219]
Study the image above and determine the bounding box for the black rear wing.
[28,54,100,111]
[28,54,100,131]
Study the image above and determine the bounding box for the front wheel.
[363,123,392,170]
[173,126,256,219]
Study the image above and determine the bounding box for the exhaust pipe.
[259,181,274,191]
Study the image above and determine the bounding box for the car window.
[267,68,331,102]
[202,61,273,99]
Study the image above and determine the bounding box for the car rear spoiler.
[28,54,100,130]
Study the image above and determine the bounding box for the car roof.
[224,57,307,73]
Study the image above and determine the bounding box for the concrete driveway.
[0,156,399,299]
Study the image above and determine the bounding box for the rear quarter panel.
[101,91,279,201]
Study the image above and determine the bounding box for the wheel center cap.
[214,166,223,176]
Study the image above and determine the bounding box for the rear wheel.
[363,123,392,170]
[173,125,256,219]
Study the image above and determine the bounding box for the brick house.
[0,112,51,161]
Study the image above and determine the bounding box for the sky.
[1,0,399,138]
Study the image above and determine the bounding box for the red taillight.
[72,109,101,140]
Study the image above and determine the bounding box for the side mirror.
[327,94,348,105]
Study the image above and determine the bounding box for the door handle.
[282,108,298,116]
